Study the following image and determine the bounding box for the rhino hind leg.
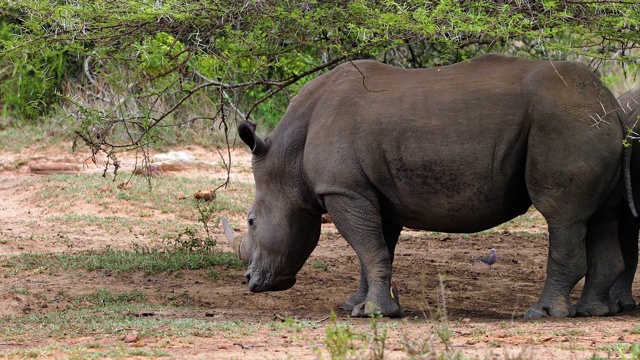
[609,280,637,312]
[574,208,625,317]
[574,297,618,317]
[609,205,639,312]
[523,220,588,318]
[524,296,575,318]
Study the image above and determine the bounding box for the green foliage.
[73,289,147,307]
[0,13,81,122]
[366,314,388,360]
[621,343,640,360]
[1,0,639,153]
[324,311,357,360]
[138,32,188,77]
[310,259,329,271]
[3,243,244,275]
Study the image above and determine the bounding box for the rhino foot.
[574,298,619,317]
[524,301,575,318]
[617,296,637,312]
[351,286,403,318]
[351,300,403,318]
[343,292,367,312]
[610,286,637,312]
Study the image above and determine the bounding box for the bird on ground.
[473,248,497,269]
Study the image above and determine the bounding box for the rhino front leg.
[344,223,402,312]
[524,221,586,318]
[325,195,403,318]
[344,265,368,312]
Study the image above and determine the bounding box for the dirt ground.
[1,143,640,359]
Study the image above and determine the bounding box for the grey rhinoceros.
[223,54,631,318]
[609,87,640,312]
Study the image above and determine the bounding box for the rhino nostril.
[243,270,251,285]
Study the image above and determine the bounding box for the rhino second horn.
[221,216,245,259]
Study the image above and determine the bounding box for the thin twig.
[245,56,348,119]
[548,58,568,87]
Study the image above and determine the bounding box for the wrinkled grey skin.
[226,54,629,318]
[608,87,640,312]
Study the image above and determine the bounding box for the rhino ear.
[238,121,267,155]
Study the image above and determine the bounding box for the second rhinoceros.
[223,54,631,318]
[609,86,640,312]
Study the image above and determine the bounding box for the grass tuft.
[2,244,244,276]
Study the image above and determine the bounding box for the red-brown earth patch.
[0,143,639,359]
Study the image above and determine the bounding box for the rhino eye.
[248,214,256,227]
[248,218,254,226]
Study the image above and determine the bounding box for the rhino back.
[297,55,622,232]
[620,87,640,128]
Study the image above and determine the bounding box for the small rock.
[152,151,195,162]
[29,162,81,174]
[97,186,113,193]
[124,332,138,343]
[133,165,161,177]
[151,161,187,172]
[117,182,133,190]
[135,311,155,317]
[194,190,216,201]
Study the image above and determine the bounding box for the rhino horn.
[221,216,246,260]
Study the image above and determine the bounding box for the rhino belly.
[377,163,531,233]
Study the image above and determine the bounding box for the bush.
[0,16,82,123]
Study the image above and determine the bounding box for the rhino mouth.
[246,269,296,292]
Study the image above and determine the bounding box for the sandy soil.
[1,143,640,359]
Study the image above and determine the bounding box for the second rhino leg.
[609,204,639,312]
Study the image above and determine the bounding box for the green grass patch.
[43,213,185,239]
[1,245,244,275]
[31,174,252,218]
[0,124,68,153]
[309,260,329,271]
[73,289,147,307]
[0,343,169,360]
[0,305,259,344]
[0,285,257,339]
[268,317,319,333]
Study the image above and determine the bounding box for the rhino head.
[223,121,322,292]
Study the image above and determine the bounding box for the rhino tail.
[623,144,638,217]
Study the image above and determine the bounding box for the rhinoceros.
[223,54,631,318]
[609,87,640,312]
